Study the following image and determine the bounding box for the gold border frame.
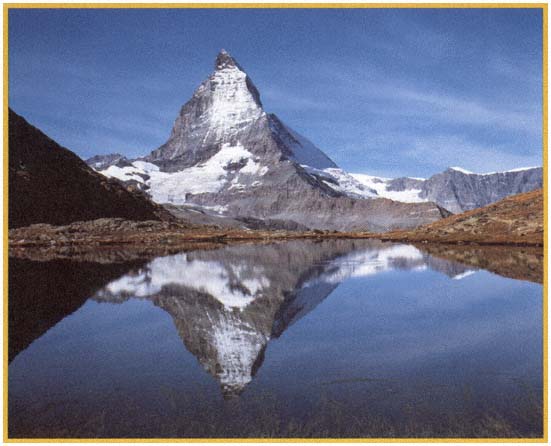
[2,2,548,443]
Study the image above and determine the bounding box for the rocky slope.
[352,166,542,213]
[383,189,543,246]
[87,50,448,232]
[9,109,173,228]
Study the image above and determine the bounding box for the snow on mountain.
[145,50,266,169]
[351,165,543,213]
[351,173,427,203]
[98,143,270,206]
[200,51,264,137]
[449,166,541,176]
[301,166,378,198]
[102,163,152,184]
[503,166,541,173]
[146,142,267,204]
[449,166,474,175]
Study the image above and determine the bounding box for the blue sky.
[9,7,543,178]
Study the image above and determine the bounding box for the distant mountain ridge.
[86,50,448,232]
[352,166,542,213]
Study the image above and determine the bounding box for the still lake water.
[8,240,543,438]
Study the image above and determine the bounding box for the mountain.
[352,166,542,213]
[8,109,173,228]
[384,189,543,246]
[87,50,448,232]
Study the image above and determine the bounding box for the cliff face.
[8,109,173,228]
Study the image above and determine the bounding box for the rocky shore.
[7,218,359,261]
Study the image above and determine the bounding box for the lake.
[7,239,543,438]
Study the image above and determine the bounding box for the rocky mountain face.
[419,167,542,213]
[352,166,542,214]
[8,109,173,228]
[91,239,473,397]
[87,50,448,232]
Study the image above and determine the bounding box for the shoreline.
[9,227,544,249]
[8,223,543,257]
[8,227,543,284]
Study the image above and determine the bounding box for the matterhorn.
[88,50,455,231]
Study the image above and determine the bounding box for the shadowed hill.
[8,109,173,228]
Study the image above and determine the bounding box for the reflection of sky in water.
[8,242,542,438]
[263,269,541,388]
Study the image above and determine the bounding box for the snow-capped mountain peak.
[87,51,486,230]
[215,48,240,70]
[205,52,264,132]
[145,51,264,169]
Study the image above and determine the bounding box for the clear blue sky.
[9,7,543,178]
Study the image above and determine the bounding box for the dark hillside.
[8,109,173,228]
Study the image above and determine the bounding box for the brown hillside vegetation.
[382,189,543,246]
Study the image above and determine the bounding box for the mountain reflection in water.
[8,240,543,438]
[90,241,474,397]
